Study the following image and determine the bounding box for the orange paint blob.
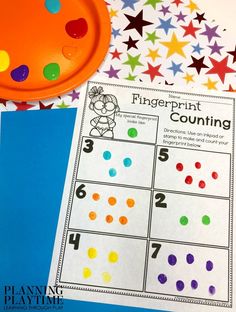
[106,215,113,223]
[89,211,97,220]
[108,197,117,206]
[92,193,100,201]
[62,46,78,60]
[126,198,135,208]
[119,216,128,225]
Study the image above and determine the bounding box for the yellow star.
[160,33,189,58]
[110,8,118,18]
[185,0,199,13]
[202,78,218,90]
[183,72,195,84]
[146,48,161,62]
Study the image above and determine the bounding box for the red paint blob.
[185,175,193,185]
[212,171,218,179]
[65,18,88,39]
[199,180,206,189]
[176,163,184,171]
[195,162,201,169]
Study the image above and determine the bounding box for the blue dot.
[123,157,132,167]
[103,151,112,160]
[109,168,117,177]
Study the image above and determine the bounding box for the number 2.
[83,139,94,153]
[155,193,167,208]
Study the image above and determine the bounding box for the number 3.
[83,139,94,153]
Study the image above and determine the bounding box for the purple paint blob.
[209,285,216,295]
[191,280,198,289]
[11,65,29,82]
[186,253,194,264]
[168,254,177,266]
[157,274,167,284]
[206,260,213,271]
[176,280,185,291]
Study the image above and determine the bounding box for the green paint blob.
[43,63,60,81]
[180,216,188,226]
[202,215,210,225]
[128,128,138,138]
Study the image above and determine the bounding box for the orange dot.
[106,215,113,223]
[119,216,128,225]
[89,211,97,220]
[92,193,100,201]
[108,197,117,206]
[126,198,135,208]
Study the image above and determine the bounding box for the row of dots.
[92,193,135,208]
[87,248,119,263]
[83,268,112,283]
[167,254,213,271]
[179,215,211,226]
[89,212,129,225]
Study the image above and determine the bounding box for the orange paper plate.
[0,0,111,101]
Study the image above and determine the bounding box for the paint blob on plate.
[45,0,61,14]
[65,18,88,39]
[11,65,29,82]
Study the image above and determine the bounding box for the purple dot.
[206,260,213,271]
[168,254,177,266]
[209,285,216,295]
[186,253,194,264]
[176,280,185,291]
[11,65,29,82]
[158,274,167,284]
[191,280,198,289]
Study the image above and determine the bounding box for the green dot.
[128,128,138,138]
[202,215,210,225]
[43,63,60,81]
[179,216,188,226]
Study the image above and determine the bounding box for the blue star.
[168,61,183,76]
[112,28,121,39]
[156,17,176,35]
[121,0,138,10]
[192,43,203,54]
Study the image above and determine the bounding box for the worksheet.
[48,77,236,311]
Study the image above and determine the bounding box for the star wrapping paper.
[1,0,236,112]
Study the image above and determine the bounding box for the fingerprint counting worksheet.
[48,77,236,311]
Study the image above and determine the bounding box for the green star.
[123,53,143,72]
[144,0,163,9]
[145,31,159,44]
[125,73,137,81]
[57,101,70,109]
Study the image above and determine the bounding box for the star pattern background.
[1,0,236,112]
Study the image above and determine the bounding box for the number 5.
[158,148,169,162]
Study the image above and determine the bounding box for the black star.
[165,81,174,85]
[123,36,139,50]
[227,45,236,63]
[188,56,209,74]
[124,10,153,36]
[194,12,206,24]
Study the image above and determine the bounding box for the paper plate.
[0,0,111,101]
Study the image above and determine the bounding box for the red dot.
[195,162,201,169]
[199,180,206,189]
[185,176,193,184]
[176,163,184,171]
[212,172,218,179]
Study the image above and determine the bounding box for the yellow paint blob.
[102,272,112,283]
[83,267,92,279]
[108,251,119,263]
[88,247,97,259]
[0,50,10,72]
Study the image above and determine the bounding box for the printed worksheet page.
[48,77,236,311]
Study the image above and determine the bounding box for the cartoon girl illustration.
[88,86,120,138]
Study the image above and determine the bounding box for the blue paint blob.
[103,151,112,160]
[168,254,177,266]
[186,253,194,264]
[11,65,29,82]
[157,274,167,284]
[176,280,185,291]
[109,168,117,177]
[45,0,61,14]
[206,260,213,271]
[123,157,132,167]
[209,285,216,295]
[191,280,198,290]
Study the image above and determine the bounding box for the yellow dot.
[108,251,119,263]
[89,211,97,220]
[126,198,135,208]
[83,267,92,279]
[119,216,128,225]
[92,193,100,201]
[0,50,10,72]
[102,272,112,283]
[108,197,117,206]
[88,247,97,259]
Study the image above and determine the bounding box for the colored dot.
[45,0,61,14]
[119,216,128,225]
[92,193,100,201]
[103,151,111,160]
[108,251,119,263]
[83,267,92,279]
[202,215,210,225]
[106,215,113,223]
[199,180,206,189]
[185,175,193,185]
[195,162,201,169]
[0,50,10,72]
[186,253,194,264]
[108,197,117,206]
[109,168,117,177]
[180,216,188,226]
[191,280,198,290]
[176,280,185,291]
[88,248,97,259]
[128,128,138,138]
[123,158,132,167]
[89,211,97,221]
[157,274,167,284]
[212,171,218,179]
[43,63,60,81]
[168,254,177,266]
[65,18,88,39]
[176,163,183,171]
[206,260,213,271]
[102,272,112,283]
[126,198,135,208]
[62,46,78,60]
[209,285,216,295]
[11,65,29,82]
